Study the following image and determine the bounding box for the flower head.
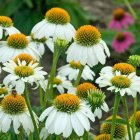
[112,32,135,53]
[76,82,96,99]
[111,75,131,88]
[31,7,75,43]
[109,8,134,30]
[100,116,127,139]
[45,7,70,25]
[0,16,20,39]
[3,60,47,93]
[0,91,38,134]
[96,67,140,97]
[67,25,110,67]
[87,89,106,109]
[7,33,28,49]
[54,94,80,113]
[54,38,68,51]
[14,53,36,65]
[75,25,101,46]
[87,88,109,119]
[0,16,13,27]
[94,134,111,140]
[0,33,40,62]
[39,93,95,138]
[130,111,140,129]
[113,63,135,75]
[113,8,125,21]
[1,92,26,114]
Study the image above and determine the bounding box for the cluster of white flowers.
[0,7,139,140]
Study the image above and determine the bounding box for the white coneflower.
[0,92,38,135]
[53,75,72,93]
[39,94,95,138]
[27,34,54,55]
[3,59,47,93]
[58,60,95,81]
[0,16,20,39]
[96,69,140,97]
[67,25,110,67]
[0,33,41,62]
[75,83,109,119]
[31,7,75,42]
[98,63,136,76]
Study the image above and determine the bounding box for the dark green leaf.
[0,0,23,16]
[13,9,43,34]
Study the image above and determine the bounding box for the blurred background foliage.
[0,0,94,34]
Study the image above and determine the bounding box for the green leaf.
[101,30,117,46]
[24,0,33,8]
[0,0,24,16]
[129,23,140,43]
[13,9,43,35]
[130,43,140,55]
[0,132,11,140]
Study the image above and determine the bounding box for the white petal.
[70,113,84,136]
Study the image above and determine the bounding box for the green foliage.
[129,22,140,55]
[101,30,117,46]
[0,0,94,34]
[0,133,11,140]
[103,118,127,125]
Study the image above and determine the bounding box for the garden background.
[0,0,140,136]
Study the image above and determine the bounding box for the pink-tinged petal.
[112,31,135,53]
[124,13,134,24]
[108,19,122,30]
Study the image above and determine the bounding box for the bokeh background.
[0,0,140,136]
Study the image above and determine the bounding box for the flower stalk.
[39,85,44,110]
[124,0,137,20]
[44,38,68,108]
[132,96,137,140]
[110,93,121,140]
[122,96,132,140]
[24,84,40,140]
[74,65,84,87]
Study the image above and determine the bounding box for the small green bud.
[54,38,68,50]
[128,55,140,67]
[87,89,106,111]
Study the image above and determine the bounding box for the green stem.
[56,135,61,140]
[132,96,137,140]
[24,84,40,140]
[83,131,88,140]
[122,96,132,140]
[44,50,60,108]
[74,65,84,87]
[124,0,137,20]
[29,133,33,140]
[110,93,121,140]
[39,85,44,110]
